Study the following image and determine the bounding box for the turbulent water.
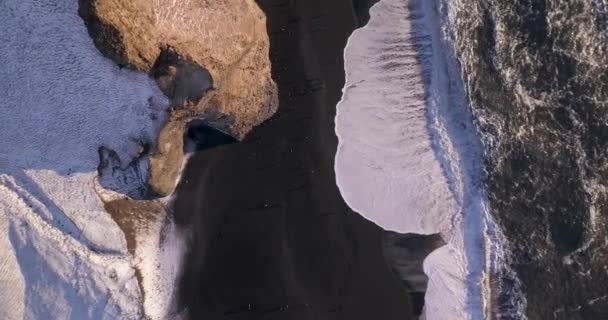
[338,0,608,319]
[447,0,608,319]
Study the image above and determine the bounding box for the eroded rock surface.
[80,0,278,196]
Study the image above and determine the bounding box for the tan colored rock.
[79,0,159,70]
[148,117,186,196]
[80,0,278,196]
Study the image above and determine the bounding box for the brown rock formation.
[80,0,278,196]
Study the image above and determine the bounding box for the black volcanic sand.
[171,0,415,319]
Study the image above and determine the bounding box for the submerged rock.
[80,0,278,196]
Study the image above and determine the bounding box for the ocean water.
[448,0,608,318]
[337,0,608,319]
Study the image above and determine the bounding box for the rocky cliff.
[80,0,278,196]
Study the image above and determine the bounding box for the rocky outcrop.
[80,0,278,196]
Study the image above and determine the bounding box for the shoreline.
[334,0,493,318]
[170,0,415,319]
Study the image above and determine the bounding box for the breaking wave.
[335,0,527,318]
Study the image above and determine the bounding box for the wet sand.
[171,0,414,319]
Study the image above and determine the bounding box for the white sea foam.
[335,0,499,318]
[134,210,187,319]
[0,0,182,318]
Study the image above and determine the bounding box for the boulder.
[80,0,278,196]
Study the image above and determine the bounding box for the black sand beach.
[171,0,415,319]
